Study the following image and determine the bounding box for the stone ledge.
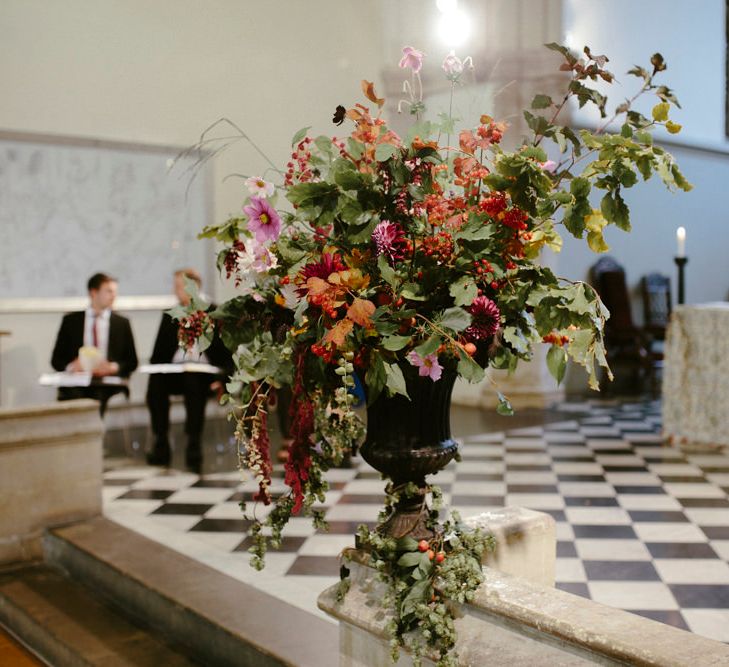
[0,400,102,449]
[320,559,729,666]
[466,507,556,587]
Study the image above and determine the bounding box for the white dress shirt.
[84,307,111,358]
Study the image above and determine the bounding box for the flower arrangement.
[185,42,689,665]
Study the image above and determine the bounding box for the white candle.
[676,226,686,257]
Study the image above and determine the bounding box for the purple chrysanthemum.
[244,196,282,244]
[372,220,408,264]
[464,296,501,342]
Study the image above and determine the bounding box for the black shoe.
[146,441,171,466]
[186,443,202,475]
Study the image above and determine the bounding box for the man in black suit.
[146,269,232,473]
[51,272,138,415]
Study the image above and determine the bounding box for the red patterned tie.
[92,314,99,348]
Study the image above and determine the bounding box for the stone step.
[0,563,198,666]
[43,517,338,667]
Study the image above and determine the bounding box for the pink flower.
[442,51,463,77]
[245,176,275,198]
[399,46,425,73]
[407,350,443,381]
[465,296,501,342]
[539,160,558,173]
[244,196,281,243]
[372,220,408,264]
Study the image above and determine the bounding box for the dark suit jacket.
[51,311,138,377]
[150,312,233,372]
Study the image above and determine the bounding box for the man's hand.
[92,360,120,377]
[67,358,83,373]
[210,380,225,399]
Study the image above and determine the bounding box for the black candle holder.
[674,256,688,305]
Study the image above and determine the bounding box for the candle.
[676,226,686,257]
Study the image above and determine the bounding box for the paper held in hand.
[138,363,225,375]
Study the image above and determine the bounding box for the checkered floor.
[102,397,729,643]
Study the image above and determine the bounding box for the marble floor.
[102,397,729,643]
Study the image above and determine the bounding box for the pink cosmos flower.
[407,350,443,381]
[245,176,275,198]
[399,46,425,73]
[244,196,282,243]
[539,160,558,173]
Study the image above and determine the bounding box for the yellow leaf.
[361,80,385,108]
[652,102,670,122]
[585,209,607,233]
[666,121,682,134]
[329,269,370,292]
[587,230,610,253]
[323,319,354,348]
[346,298,376,327]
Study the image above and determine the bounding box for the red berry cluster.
[331,136,347,157]
[178,310,210,350]
[480,191,507,218]
[284,137,314,186]
[224,239,246,285]
[421,231,454,262]
[472,258,494,276]
[311,342,336,363]
[542,331,570,346]
[476,118,504,145]
[307,293,339,319]
[502,207,529,231]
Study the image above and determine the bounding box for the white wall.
[0,0,385,406]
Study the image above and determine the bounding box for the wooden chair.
[589,257,651,392]
[640,273,671,388]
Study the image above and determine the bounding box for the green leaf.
[400,579,432,616]
[415,334,441,358]
[377,254,398,287]
[531,94,553,110]
[521,146,548,162]
[396,536,419,552]
[384,363,409,398]
[291,126,311,147]
[458,223,495,242]
[450,277,479,306]
[671,163,693,192]
[457,348,485,383]
[503,326,531,355]
[546,345,567,384]
[382,335,411,351]
[496,392,514,416]
[314,135,335,157]
[401,283,426,301]
[365,353,386,405]
[601,190,630,231]
[397,551,423,567]
[286,181,339,209]
[545,42,577,65]
[483,173,512,191]
[375,143,398,162]
[570,176,591,199]
[438,307,471,332]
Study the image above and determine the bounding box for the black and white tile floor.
[102,398,729,642]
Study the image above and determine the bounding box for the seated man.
[51,272,138,415]
[146,269,232,473]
